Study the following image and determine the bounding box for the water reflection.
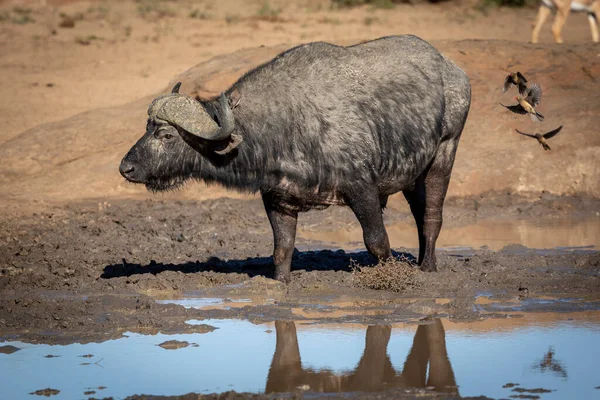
[266,318,457,394]
[2,316,600,399]
[298,216,600,251]
[532,346,568,379]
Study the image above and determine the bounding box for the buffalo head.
[119,82,242,191]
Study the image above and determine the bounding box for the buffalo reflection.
[266,318,457,394]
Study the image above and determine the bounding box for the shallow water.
[2,313,600,399]
[298,216,600,251]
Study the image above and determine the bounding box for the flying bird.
[503,72,528,95]
[515,125,563,151]
[500,83,544,122]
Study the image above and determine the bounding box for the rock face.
[1,40,599,207]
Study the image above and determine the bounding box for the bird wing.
[515,129,537,138]
[526,83,542,107]
[518,82,528,96]
[503,75,513,93]
[542,125,563,139]
[517,71,528,83]
[500,103,527,115]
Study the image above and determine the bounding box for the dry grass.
[352,256,419,292]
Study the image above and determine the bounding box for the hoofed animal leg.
[418,171,450,272]
[263,196,298,282]
[419,140,458,272]
[552,7,571,43]
[403,177,426,265]
[346,190,392,261]
[591,4,600,42]
[532,5,552,43]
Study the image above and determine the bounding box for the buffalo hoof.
[419,262,438,273]
[274,270,291,284]
[274,274,290,284]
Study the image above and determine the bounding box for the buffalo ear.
[228,88,242,109]
[212,133,244,155]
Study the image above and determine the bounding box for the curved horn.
[213,93,235,140]
[156,94,235,141]
[157,96,220,138]
[171,82,182,94]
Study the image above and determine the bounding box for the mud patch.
[512,388,553,394]
[157,340,196,350]
[29,388,60,397]
[0,294,216,344]
[352,257,419,292]
[0,345,20,354]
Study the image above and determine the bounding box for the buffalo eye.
[154,127,174,140]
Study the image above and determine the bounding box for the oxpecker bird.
[503,72,528,95]
[515,125,563,151]
[501,83,544,123]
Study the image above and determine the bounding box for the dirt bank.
[1,5,599,209]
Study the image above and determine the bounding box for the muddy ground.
[1,194,599,345]
[1,1,600,399]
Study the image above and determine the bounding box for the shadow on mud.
[100,249,416,280]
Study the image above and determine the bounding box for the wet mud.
[1,194,599,346]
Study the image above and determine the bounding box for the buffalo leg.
[346,190,392,261]
[405,140,457,272]
[403,177,426,264]
[379,194,389,210]
[419,154,454,272]
[263,196,298,282]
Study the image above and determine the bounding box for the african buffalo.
[119,35,471,282]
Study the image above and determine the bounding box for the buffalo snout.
[119,158,136,180]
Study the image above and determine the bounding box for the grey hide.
[119,35,471,282]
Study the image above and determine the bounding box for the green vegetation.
[332,0,410,8]
[189,9,211,20]
[479,0,531,6]
[257,1,282,18]
[363,16,380,26]
[86,2,110,19]
[136,0,176,19]
[318,16,342,25]
[475,0,534,15]
[0,7,35,25]
[225,14,241,24]
[75,35,103,46]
